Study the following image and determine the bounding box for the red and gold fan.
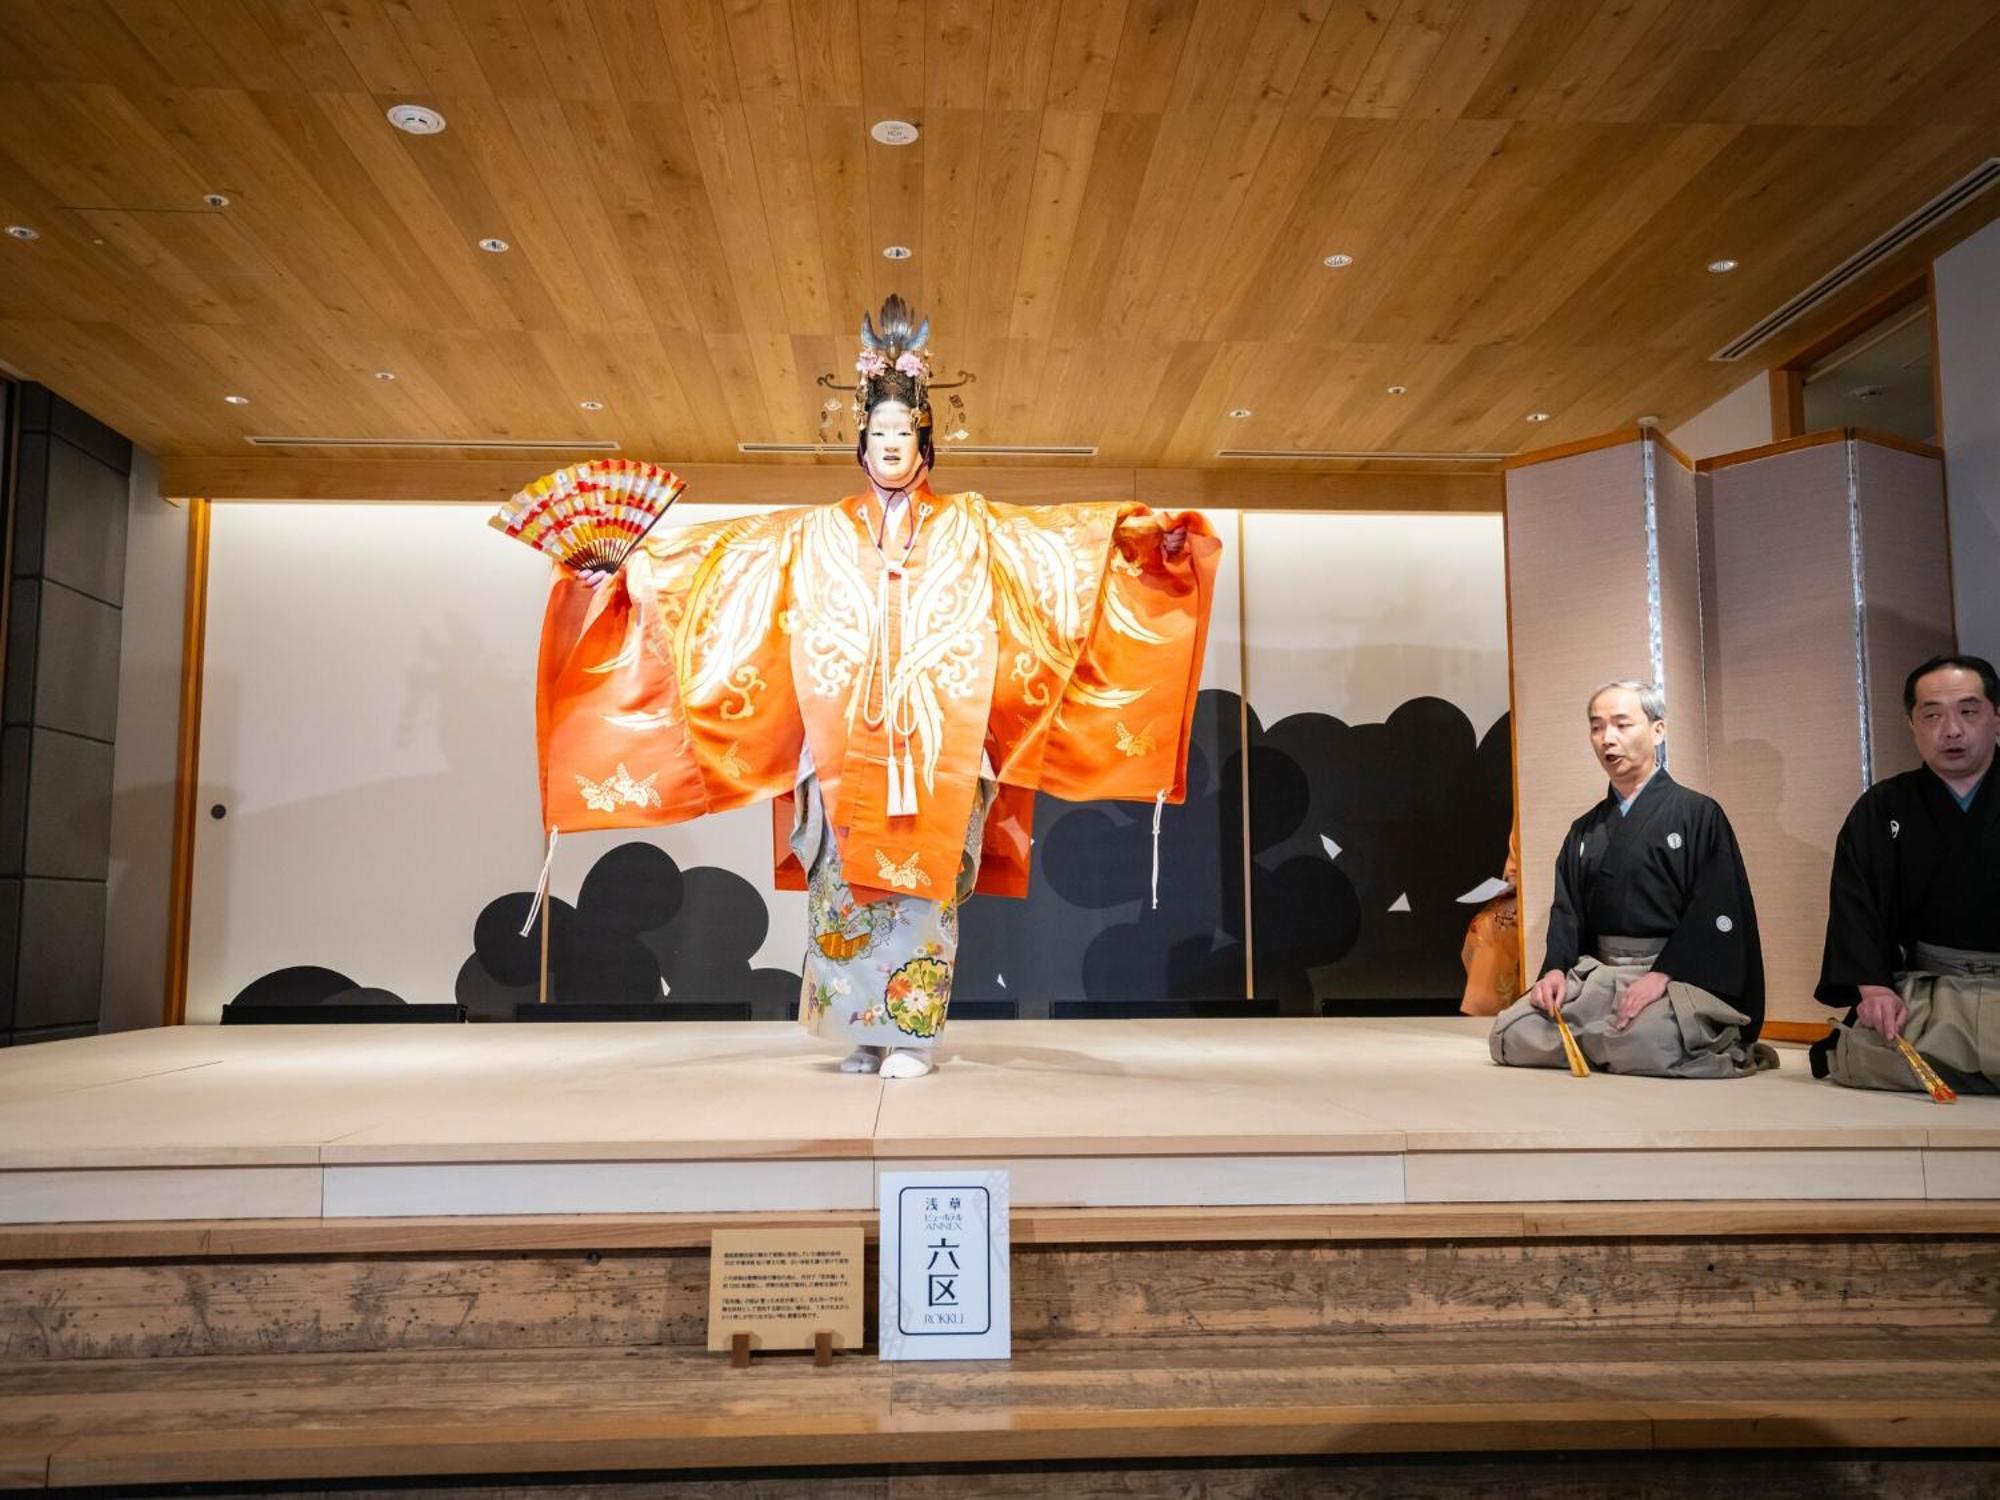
[490,459,687,574]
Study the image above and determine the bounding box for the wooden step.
[3,1328,1998,1488]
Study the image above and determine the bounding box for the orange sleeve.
[536,510,805,834]
[1034,508,1221,806]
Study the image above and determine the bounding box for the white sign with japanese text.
[877,1169,1010,1361]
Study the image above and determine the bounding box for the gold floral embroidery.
[718,743,748,779]
[1115,721,1156,757]
[874,849,933,891]
[576,763,661,813]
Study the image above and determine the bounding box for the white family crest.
[1666,831,1683,850]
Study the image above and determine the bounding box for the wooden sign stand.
[727,1330,839,1368]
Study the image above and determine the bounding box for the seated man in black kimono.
[1490,681,1772,1078]
[1813,654,2000,1094]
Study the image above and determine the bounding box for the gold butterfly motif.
[1115,721,1156,757]
[874,849,933,891]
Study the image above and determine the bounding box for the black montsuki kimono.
[1815,768,2000,1009]
[1541,771,1766,1031]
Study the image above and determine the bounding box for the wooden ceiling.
[2,0,1999,486]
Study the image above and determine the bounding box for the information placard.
[707,1226,865,1353]
[878,1168,1011,1361]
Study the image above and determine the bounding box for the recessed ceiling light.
[224,394,250,405]
[1228,408,1253,419]
[5,225,38,241]
[871,120,919,146]
[1707,258,1738,274]
[1385,384,1407,395]
[388,104,448,135]
[882,244,912,260]
[1525,411,1550,422]
[579,399,605,411]
[478,237,510,253]
[203,192,230,209]
[374,370,397,381]
[1322,253,1354,268]
[1637,413,1659,426]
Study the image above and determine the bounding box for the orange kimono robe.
[535,483,1219,1035]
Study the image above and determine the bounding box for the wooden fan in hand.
[491,459,686,574]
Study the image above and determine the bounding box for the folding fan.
[490,459,686,573]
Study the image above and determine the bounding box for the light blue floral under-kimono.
[793,773,993,1051]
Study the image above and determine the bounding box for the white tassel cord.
[518,827,560,936]
[1150,789,1167,910]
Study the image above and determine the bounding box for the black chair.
[222,1003,465,1024]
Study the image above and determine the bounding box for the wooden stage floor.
[2,1017,1995,1222]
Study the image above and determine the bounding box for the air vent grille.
[1712,157,2000,362]
[739,442,1098,458]
[1216,448,1509,463]
[244,436,620,452]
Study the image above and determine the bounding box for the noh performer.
[1489,681,1774,1078]
[524,297,1219,1079]
[1813,655,2000,1095]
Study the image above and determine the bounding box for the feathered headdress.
[817,294,975,458]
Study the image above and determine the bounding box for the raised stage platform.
[3,1017,1995,1223]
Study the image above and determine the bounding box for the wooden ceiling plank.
[739,102,834,332]
[724,0,805,103]
[1155,337,1259,466]
[925,0,992,110]
[1227,0,1338,113]
[790,0,864,106]
[1396,0,1537,123]
[1869,12,2000,128]
[1533,0,1678,125]
[1576,0,1782,127]
[377,0,500,95]
[1278,0,1404,119]
[581,0,683,102]
[158,88,453,330]
[652,0,743,105]
[311,0,432,95]
[1048,109,1159,337]
[1208,119,1389,345]
[1043,0,1130,113]
[1094,108,1210,341]
[0,318,214,452]
[501,96,662,330]
[958,108,1038,333]
[1159,0,1260,113]
[1697,1,1858,127]
[916,105,983,339]
[1134,109,1286,341]
[864,122,926,313]
[0,81,214,209]
[304,89,512,329]
[1100,0,1197,116]
[1798,2,1999,129]
[856,0,925,115]
[1343,0,1472,121]
[623,99,748,332]
[1006,109,1101,341]
[1453,0,1597,122]
[106,0,244,89]
[804,105,876,340]
[679,97,811,429]
[980,0,1060,110]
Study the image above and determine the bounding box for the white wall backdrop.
[1241,513,1510,736]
